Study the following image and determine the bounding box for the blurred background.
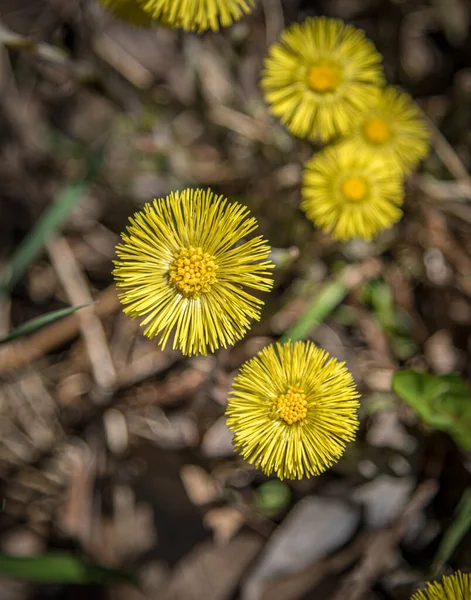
[1,0,471,598]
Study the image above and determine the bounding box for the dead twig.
[0,20,95,80]
[261,0,284,47]
[427,116,471,182]
[260,536,367,600]
[331,479,438,600]
[0,284,120,375]
[46,236,117,393]
[417,175,471,201]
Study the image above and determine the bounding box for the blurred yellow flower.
[339,86,430,174]
[113,188,273,356]
[261,17,384,142]
[301,147,404,241]
[225,341,360,480]
[99,0,154,26]
[411,571,471,599]
[139,0,255,32]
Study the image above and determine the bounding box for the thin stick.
[426,115,471,182]
[0,284,120,375]
[46,237,117,393]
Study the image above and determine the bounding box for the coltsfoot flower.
[261,17,384,142]
[411,571,471,599]
[138,0,255,32]
[99,0,154,26]
[113,188,274,356]
[301,146,404,241]
[339,86,430,174]
[225,341,360,480]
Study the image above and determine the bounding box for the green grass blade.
[0,302,94,344]
[0,151,103,294]
[432,487,471,573]
[280,280,348,342]
[0,552,137,585]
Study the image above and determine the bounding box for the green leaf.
[255,481,291,518]
[0,150,103,295]
[366,280,395,331]
[0,552,137,585]
[392,370,445,409]
[392,370,471,449]
[433,487,471,573]
[0,303,94,344]
[281,280,348,342]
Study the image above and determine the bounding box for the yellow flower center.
[342,176,367,202]
[276,387,308,425]
[169,246,217,298]
[363,117,391,144]
[307,63,340,92]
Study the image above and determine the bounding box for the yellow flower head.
[339,86,430,174]
[99,0,154,26]
[113,188,274,356]
[411,571,471,599]
[301,146,404,241]
[261,17,385,142]
[225,341,360,480]
[138,0,255,32]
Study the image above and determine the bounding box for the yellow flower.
[301,146,404,241]
[339,86,430,174]
[113,188,274,356]
[99,0,154,26]
[225,341,360,480]
[261,17,384,142]
[138,0,255,32]
[411,571,471,599]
